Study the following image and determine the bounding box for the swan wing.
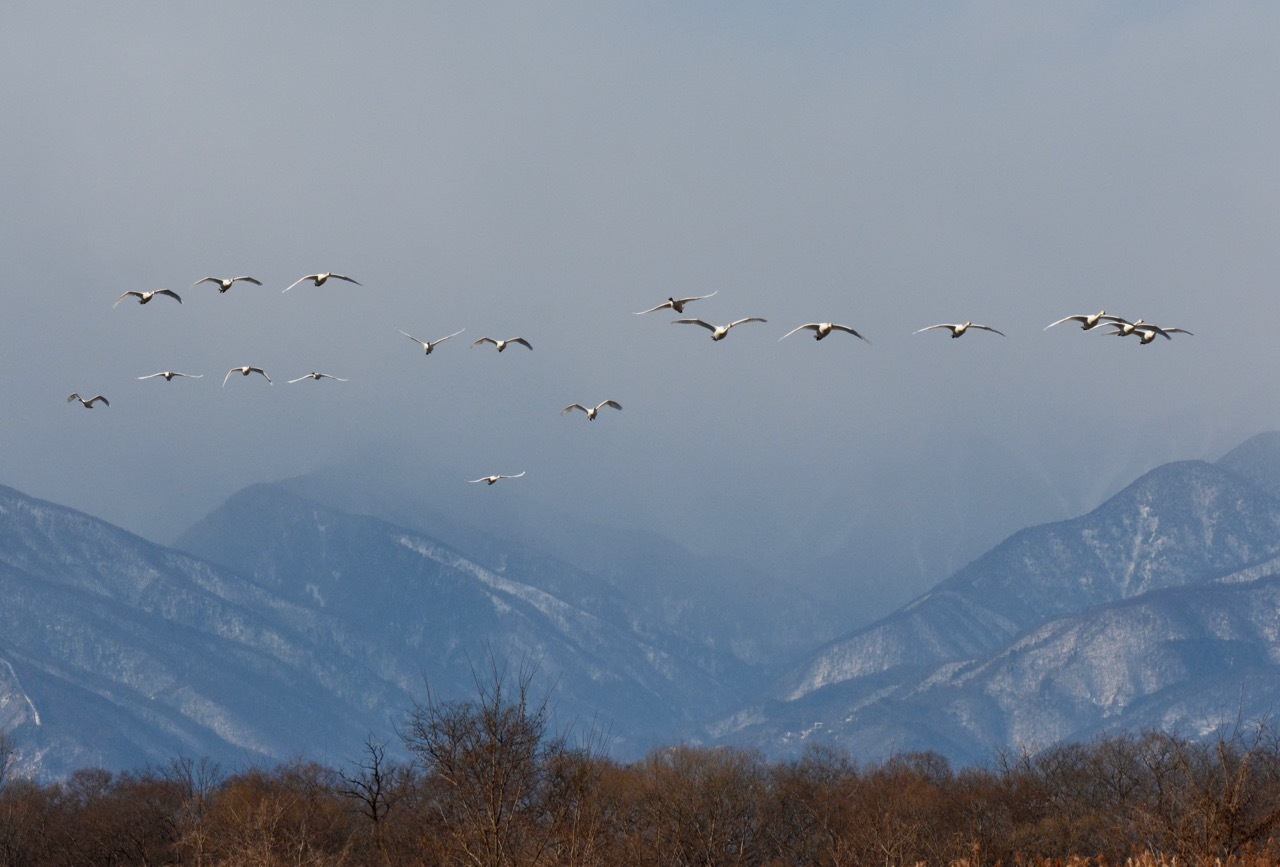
[914,324,955,334]
[113,291,141,307]
[971,324,1005,336]
[728,317,766,328]
[780,324,819,340]
[634,301,673,314]
[562,404,588,415]
[829,324,869,342]
[471,337,498,347]
[282,275,315,293]
[672,318,715,331]
[509,337,533,350]
[599,400,622,411]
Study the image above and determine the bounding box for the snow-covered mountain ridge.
[713,435,1280,762]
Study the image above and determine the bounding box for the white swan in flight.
[1044,310,1122,331]
[914,321,1005,338]
[467,471,526,485]
[222,366,272,386]
[672,317,767,341]
[137,371,203,381]
[634,291,717,315]
[193,276,262,293]
[287,372,348,383]
[562,400,622,420]
[67,393,109,408]
[399,328,464,355]
[114,289,182,308]
[283,272,361,293]
[780,322,869,342]
[471,337,533,352]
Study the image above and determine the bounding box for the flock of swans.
[76,278,1193,485]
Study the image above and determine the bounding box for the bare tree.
[402,655,566,867]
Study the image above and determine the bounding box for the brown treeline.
[2,670,1280,865]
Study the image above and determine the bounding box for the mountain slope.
[717,447,1280,761]
[173,482,751,753]
[0,484,398,778]
[771,460,1280,703]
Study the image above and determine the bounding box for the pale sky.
[3,3,1278,623]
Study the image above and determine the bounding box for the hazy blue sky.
[3,3,1278,619]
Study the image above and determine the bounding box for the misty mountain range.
[4,433,1280,778]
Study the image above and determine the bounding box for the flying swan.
[467,471,526,485]
[634,291,718,315]
[672,317,767,341]
[114,289,182,308]
[914,322,1005,338]
[562,400,622,420]
[780,322,870,342]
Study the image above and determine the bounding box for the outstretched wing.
[471,337,499,347]
[780,324,820,340]
[561,404,588,416]
[508,337,533,350]
[672,318,715,331]
[971,324,1005,336]
[728,317,767,328]
[829,324,869,342]
[331,274,361,285]
[676,290,717,304]
[282,275,315,293]
[634,300,674,315]
[598,400,623,412]
[113,291,142,308]
[913,324,956,334]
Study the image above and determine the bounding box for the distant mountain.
[715,445,1280,762]
[9,432,1280,779]
[0,480,752,779]
[0,484,391,778]
[174,482,753,753]
[277,464,846,672]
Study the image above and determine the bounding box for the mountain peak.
[1216,431,1280,499]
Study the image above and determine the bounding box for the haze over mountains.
[3,433,1280,778]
